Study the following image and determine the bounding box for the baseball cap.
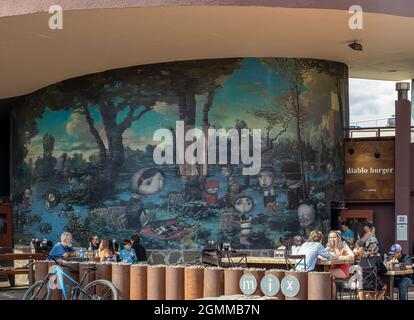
[388,244,402,255]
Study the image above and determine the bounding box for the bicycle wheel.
[77,279,119,300]
[22,280,51,300]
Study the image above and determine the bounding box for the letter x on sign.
[281,275,300,297]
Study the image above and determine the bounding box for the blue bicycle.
[22,254,118,300]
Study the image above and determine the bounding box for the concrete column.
[395,82,411,253]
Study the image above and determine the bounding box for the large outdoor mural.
[11,58,348,249]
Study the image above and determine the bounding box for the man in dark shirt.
[131,234,147,262]
[386,244,413,300]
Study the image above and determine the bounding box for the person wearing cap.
[386,244,413,300]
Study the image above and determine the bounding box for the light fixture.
[349,41,363,51]
[374,141,381,158]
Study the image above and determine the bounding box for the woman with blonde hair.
[326,230,354,278]
[326,230,355,298]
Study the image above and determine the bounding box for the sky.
[349,78,412,127]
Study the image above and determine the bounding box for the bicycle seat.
[82,266,97,271]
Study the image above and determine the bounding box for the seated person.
[119,239,137,264]
[88,234,100,253]
[356,238,387,300]
[295,230,335,272]
[326,230,355,298]
[49,232,77,260]
[326,230,354,278]
[290,236,304,255]
[386,244,413,300]
[99,239,117,262]
[131,235,147,263]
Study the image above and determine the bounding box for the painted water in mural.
[11,58,347,249]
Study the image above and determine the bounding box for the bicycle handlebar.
[46,253,77,273]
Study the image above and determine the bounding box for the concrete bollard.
[224,268,244,295]
[147,265,166,300]
[244,268,266,296]
[203,267,224,298]
[130,264,147,300]
[265,269,285,300]
[184,266,204,300]
[308,272,332,300]
[165,266,185,300]
[284,271,308,300]
[111,263,131,300]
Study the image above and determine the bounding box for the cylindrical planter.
[62,261,79,299]
[130,264,147,300]
[244,268,265,296]
[34,261,49,298]
[47,261,62,300]
[147,265,166,300]
[112,263,131,300]
[284,271,308,300]
[224,268,244,296]
[79,261,96,287]
[265,269,285,300]
[203,267,224,298]
[308,272,332,300]
[184,266,204,300]
[95,262,112,297]
[165,266,185,300]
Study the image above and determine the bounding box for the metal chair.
[286,254,306,271]
[359,266,380,300]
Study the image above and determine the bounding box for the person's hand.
[330,254,338,260]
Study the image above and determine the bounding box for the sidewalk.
[0,281,27,300]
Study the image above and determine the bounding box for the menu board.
[344,140,395,200]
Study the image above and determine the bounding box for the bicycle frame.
[51,266,81,300]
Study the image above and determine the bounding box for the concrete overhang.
[1,1,414,99]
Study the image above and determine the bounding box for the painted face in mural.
[138,172,165,195]
[220,166,233,178]
[258,169,275,189]
[234,195,253,214]
[132,168,166,196]
[298,203,316,228]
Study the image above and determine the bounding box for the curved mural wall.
[11,58,348,249]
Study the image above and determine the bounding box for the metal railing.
[345,126,414,142]
[349,117,395,128]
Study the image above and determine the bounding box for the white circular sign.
[281,275,300,298]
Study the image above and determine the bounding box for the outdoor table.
[221,256,354,271]
[0,252,47,286]
[384,269,413,300]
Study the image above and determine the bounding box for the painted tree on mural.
[24,67,174,195]
[261,58,313,199]
[158,59,243,197]
[247,108,291,149]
